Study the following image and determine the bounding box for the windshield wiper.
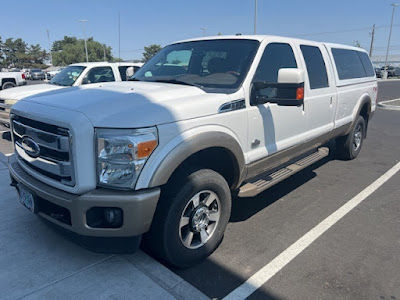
[49,81,61,86]
[153,79,203,88]
[128,78,141,81]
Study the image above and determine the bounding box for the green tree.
[0,37,47,68]
[52,36,113,66]
[142,44,162,62]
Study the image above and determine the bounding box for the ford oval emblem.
[21,137,40,158]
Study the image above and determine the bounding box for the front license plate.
[18,186,36,213]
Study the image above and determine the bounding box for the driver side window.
[253,43,297,101]
[82,67,115,84]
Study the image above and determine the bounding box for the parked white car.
[0,62,142,126]
[8,35,377,267]
[45,67,64,80]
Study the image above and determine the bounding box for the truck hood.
[15,81,233,128]
[0,83,64,100]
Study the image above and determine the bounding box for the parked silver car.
[30,69,45,80]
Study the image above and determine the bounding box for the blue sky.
[1,0,399,61]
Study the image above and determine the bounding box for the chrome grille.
[12,114,75,186]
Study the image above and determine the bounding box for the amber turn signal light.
[137,140,157,158]
[296,87,304,100]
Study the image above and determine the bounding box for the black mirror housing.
[253,81,304,106]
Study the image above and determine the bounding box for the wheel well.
[360,102,370,121]
[1,78,16,86]
[359,102,371,138]
[169,147,240,190]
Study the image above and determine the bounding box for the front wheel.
[336,115,365,160]
[144,168,231,268]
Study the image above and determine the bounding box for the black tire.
[2,82,16,90]
[144,168,231,268]
[336,115,365,160]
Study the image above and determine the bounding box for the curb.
[124,251,210,300]
[378,99,400,111]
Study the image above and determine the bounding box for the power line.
[293,24,400,38]
[119,48,143,53]
[373,44,400,50]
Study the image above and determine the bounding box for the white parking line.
[5,153,13,156]
[223,162,400,300]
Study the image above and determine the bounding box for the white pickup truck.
[8,35,377,267]
[0,71,26,90]
[0,62,143,127]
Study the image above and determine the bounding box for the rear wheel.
[144,168,231,268]
[2,82,16,90]
[336,115,365,160]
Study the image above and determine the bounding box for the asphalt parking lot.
[172,106,400,299]
[0,80,399,299]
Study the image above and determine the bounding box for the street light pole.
[254,0,257,34]
[46,29,53,65]
[79,19,89,62]
[383,3,399,78]
[200,27,207,37]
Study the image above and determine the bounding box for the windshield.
[133,39,259,91]
[50,66,86,86]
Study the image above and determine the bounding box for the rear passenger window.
[357,52,375,77]
[331,48,367,80]
[254,43,297,83]
[300,45,329,89]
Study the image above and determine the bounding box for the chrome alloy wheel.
[353,124,363,152]
[179,190,221,249]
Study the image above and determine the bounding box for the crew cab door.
[297,42,337,140]
[247,42,307,163]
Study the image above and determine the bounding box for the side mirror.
[253,68,305,106]
[126,66,134,78]
[278,68,305,84]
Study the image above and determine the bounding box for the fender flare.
[146,131,246,189]
[346,94,372,135]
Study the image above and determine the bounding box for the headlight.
[4,99,18,106]
[1,99,18,112]
[96,128,158,189]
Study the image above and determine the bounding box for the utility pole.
[79,20,89,62]
[369,24,375,57]
[200,27,207,37]
[103,46,106,62]
[254,0,258,34]
[383,3,399,78]
[46,29,53,65]
[118,12,121,62]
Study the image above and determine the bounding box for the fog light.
[104,208,123,226]
[86,207,123,228]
